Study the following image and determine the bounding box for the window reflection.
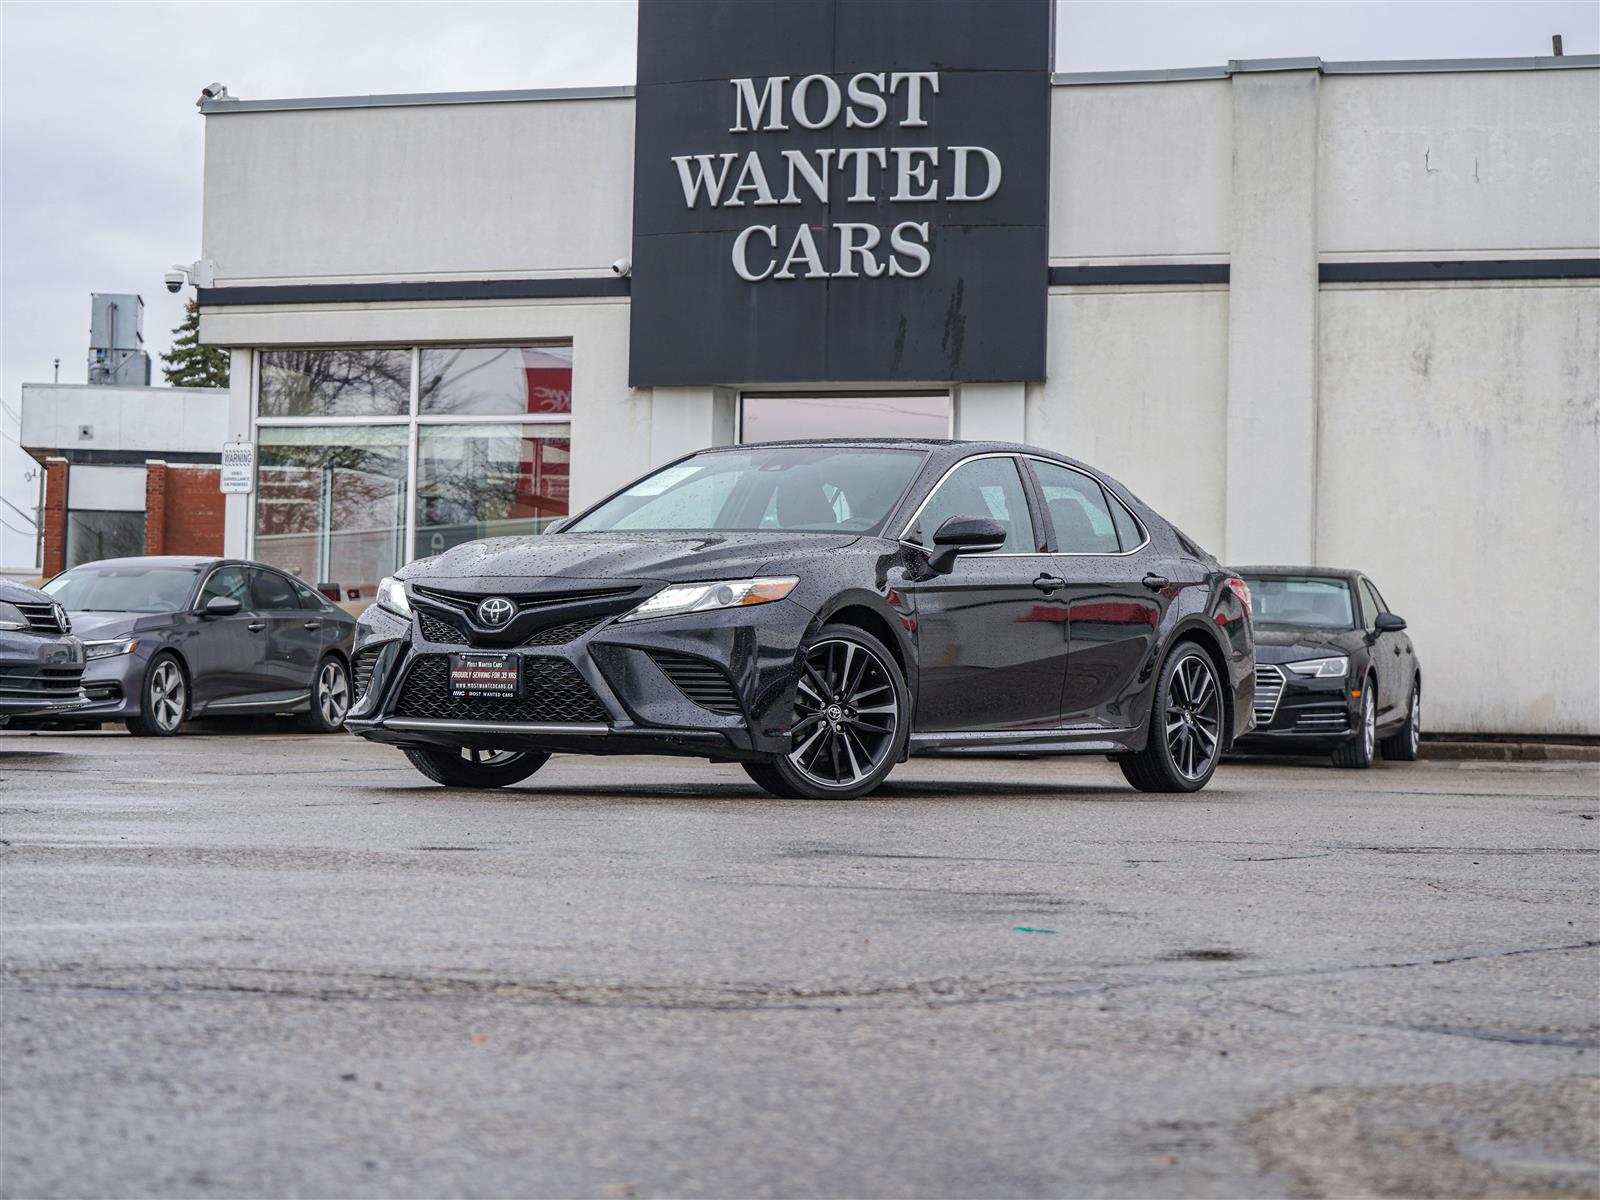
[420,347,573,416]
[259,349,411,418]
[415,425,571,557]
[254,425,407,601]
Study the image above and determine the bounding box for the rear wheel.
[125,653,187,737]
[295,655,350,733]
[1119,644,1224,793]
[402,746,550,789]
[1380,680,1421,761]
[743,624,908,800]
[1333,681,1377,768]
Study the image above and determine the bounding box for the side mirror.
[201,595,242,617]
[1374,612,1406,633]
[926,515,1008,574]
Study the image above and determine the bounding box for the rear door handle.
[303,621,321,630]
[1142,573,1170,591]
[1033,573,1066,595]
[247,621,267,632]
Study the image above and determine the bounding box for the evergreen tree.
[160,298,230,388]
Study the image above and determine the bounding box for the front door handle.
[246,621,266,632]
[1033,573,1066,595]
[303,620,321,631]
[1142,573,1170,591]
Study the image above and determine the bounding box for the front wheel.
[402,746,551,789]
[125,653,187,737]
[1333,682,1377,768]
[295,655,351,733]
[743,624,909,800]
[1379,680,1421,761]
[1119,644,1224,793]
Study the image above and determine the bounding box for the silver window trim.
[896,451,1150,559]
[195,563,249,611]
[895,452,1047,559]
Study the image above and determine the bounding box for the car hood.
[1253,625,1365,663]
[0,578,52,605]
[404,531,866,587]
[64,611,167,640]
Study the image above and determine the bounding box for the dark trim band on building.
[32,449,224,467]
[1049,264,1230,286]
[197,277,631,306]
[1320,258,1600,283]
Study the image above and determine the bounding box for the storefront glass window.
[65,510,145,569]
[259,348,411,417]
[739,393,949,442]
[419,346,572,416]
[415,425,571,557]
[254,425,407,602]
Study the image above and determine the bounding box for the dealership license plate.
[449,653,521,699]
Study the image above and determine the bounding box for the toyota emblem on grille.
[476,596,515,627]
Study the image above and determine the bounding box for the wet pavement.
[3,730,1597,1198]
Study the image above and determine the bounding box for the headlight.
[85,638,139,660]
[618,577,799,623]
[376,576,412,618]
[0,602,24,631]
[1285,655,1348,678]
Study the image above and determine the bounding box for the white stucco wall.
[1318,281,1600,735]
[20,383,229,457]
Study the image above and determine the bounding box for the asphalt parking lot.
[2,731,1596,1199]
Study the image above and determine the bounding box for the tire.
[402,746,550,789]
[1333,679,1377,769]
[1119,643,1225,793]
[295,655,351,733]
[1380,679,1421,762]
[125,653,188,737]
[743,623,909,800]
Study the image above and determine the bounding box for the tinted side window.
[199,567,248,606]
[248,568,300,611]
[292,578,332,611]
[1031,461,1120,554]
[1107,491,1144,552]
[913,457,1034,553]
[1359,578,1384,628]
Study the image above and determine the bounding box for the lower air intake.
[394,654,608,723]
[647,651,742,715]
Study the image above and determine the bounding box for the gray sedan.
[39,556,357,736]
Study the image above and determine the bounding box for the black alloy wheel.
[295,655,351,733]
[1380,681,1421,761]
[403,746,551,788]
[1333,680,1377,769]
[1120,644,1224,792]
[744,624,908,800]
[125,652,188,738]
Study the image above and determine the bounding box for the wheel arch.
[144,645,195,718]
[1167,620,1235,752]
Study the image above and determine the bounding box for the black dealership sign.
[629,0,1051,387]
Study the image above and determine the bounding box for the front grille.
[412,584,638,614]
[1253,664,1285,726]
[1295,708,1349,732]
[393,654,608,724]
[12,601,67,634]
[0,665,84,699]
[525,616,606,647]
[352,646,383,700]
[416,610,469,645]
[648,651,742,715]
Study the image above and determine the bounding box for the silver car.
[38,556,357,736]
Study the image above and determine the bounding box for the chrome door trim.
[1020,455,1151,556]
[895,451,1049,558]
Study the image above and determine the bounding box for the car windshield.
[567,446,926,534]
[43,564,199,613]
[1244,575,1356,629]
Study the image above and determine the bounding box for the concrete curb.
[1420,740,1600,763]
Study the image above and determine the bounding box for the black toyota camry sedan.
[347,440,1254,798]
[1232,566,1421,768]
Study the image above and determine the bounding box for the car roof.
[65,555,227,570]
[703,437,1109,477]
[1233,565,1366,580]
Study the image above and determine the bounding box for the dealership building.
[193,1,1597,736]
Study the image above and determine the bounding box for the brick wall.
[144,462,224,557]
[41,458,68,577]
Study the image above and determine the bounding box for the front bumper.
[344,598,815,761]
[1234,663,1360,751]
[0,630,87,720]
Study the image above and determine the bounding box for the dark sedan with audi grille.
[1234,566,1421,768]
[346,440,1255,798]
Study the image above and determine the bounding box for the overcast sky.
[2,0,1595,567]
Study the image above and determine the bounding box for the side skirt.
[910,727,1142,756]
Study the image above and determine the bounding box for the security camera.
[164,271,187,294]
[200,82,230,101]
[611,258,632,277]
